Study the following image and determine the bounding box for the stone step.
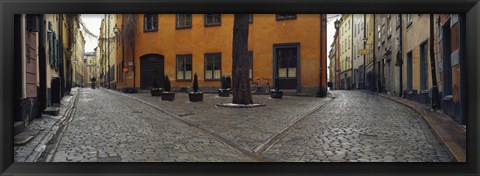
[14,122,25,136]
[44,107,60,116]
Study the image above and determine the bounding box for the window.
[406,14,412,27]
[249,14,253,24]
[276,14,296,20]
[204,53,221,80]
[176,14,192,29]
[249,51,253,79]
[204,14,221,26]
[277,48,297,78]
[144,14,158,32]
[176,54,193,81]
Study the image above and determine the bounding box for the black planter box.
[151,89,163,96]
[161,92,175,101]
[270,90,283,99]
[218,89,230,97]
[189,92,204,102]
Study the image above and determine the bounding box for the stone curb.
[328,91,336,99]
[24,88,80,162]
[362,90,466,162]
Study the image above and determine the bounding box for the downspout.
[459,14,466,124]
[363,14,366,89]
[351,14,354,90]
[21,14,26,99]
[107,14,111,89]
[399,14,403,97]
[373,14,376,92]
[122,15,125,84]
[133,15,136,90]
[316,14,325,97]
[429,14,440,109]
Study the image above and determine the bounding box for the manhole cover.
[98,155,121,162]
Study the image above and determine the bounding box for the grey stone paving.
[14,89,77,162]
[50,88,254,162]
[261,90,453,162]
[46,88,452,162]
[126,91,330,154]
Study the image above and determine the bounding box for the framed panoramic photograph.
[0,0,479,175]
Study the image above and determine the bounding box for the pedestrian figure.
[91,77,96,89]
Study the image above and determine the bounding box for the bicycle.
[250,78,271,94]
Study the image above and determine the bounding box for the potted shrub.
[218,75,230,97]
[188,73,203,102]
[225,75,232,90]
[161,74,175,101]
[270,78,283,99]
[150,78,163,96]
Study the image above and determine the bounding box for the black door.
[140,54,164,90]
[275,47,298,90]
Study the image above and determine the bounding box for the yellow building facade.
[402,14,438,93]
[116,14,327,94]
[339,14,352,89]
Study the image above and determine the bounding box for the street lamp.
[334,19,340,30]
[113,24,119,35]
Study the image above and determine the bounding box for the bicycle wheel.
[250,84,257,93]
[265,84,271,94]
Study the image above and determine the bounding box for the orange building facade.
[115,14,327,95]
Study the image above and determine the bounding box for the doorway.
[273,44,300,91]
[140,54,165,90]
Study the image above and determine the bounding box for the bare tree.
[231,14,253,104]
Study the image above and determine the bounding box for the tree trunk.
[232,14,252,105]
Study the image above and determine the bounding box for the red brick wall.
[25,31,37,98]
[452,65,461,102]
[450,24,460,52]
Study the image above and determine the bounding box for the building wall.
[438,14,464,124]
[121,14,325,93]
[352,14,365,89]
[339,14,352,89]
[73,27,85,87]
[375,14,402,95]
[402,14,439,93]
[334,31,341,90]
[365,14,375,91]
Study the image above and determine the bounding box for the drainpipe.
[316,14,326,97]
[351,14,354,90]
[429,14,440,109]
[372,14,376,92]
[21,14,26,99]
[363,14,366,89]
[459,14,466,124]
[399,14,403,97]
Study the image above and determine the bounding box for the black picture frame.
[1,0,478,175]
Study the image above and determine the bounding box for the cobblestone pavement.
[50,88,255,162]
[261,90,453,162]
[48,88,452,162]
[14,89,77,162]
[125,91,331,155]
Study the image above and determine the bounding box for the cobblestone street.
[46,88,452,162]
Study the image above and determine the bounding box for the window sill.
[176,79,192,82]
[144,29,158,32]
[204,79,221,81]
[176,26,192,30]
[204,23,221,27]
[276,17,297,21]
